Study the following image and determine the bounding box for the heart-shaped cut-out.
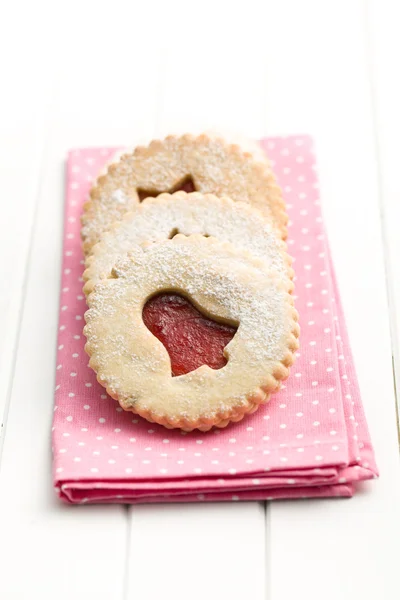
[142,293,237,376]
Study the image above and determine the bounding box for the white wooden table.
[1,1,399,598]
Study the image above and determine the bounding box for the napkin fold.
[53,136,378,504]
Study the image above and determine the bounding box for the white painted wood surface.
[0,1,399,599]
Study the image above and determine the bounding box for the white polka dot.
[229,438,236,443]
[312,400,319,405]
[307,301,313,308]
[280,457,288,462]
[252,479,260,485]
[99,418,106,423]
[262,435,270,441]
[325,348,332,353]
[70,372,77,377]
[296,433,304,439]
[309,341,316,346]
[59,448,67,453]
[246,426,253,431]
[90,468,99,473]
[329,408,336,414]
[163,439,170,444]
[196,439,203,444]
[296,412,303,417]
[74,335,80,340]
[279,403,286,408]
[280,424,287,429]
[326,367,333,372]
[73,457,81,462]
[114,428,121,433]
[83,405,90,410]
[338,477,347,484]
[96,436,103,440]
[56,467,63,473]
[332,445,339,451]
[305,283,312,289]
[85,382,92,387]
[66,415,73,422]
[312,381,318,386]
[78,442,85,446]
[56,365,62,370]
[308,320,315,326]
[263,449,270,455]
[195,452,202,457]
[125,468,132,474]
[287,479,296,484]
[62,432,70,437]
[72,353,79,358]
[321,289,328,295]
[81,428,88,432]
[129,438,136,443]
[315,455,323,461]
[160,468,168,474]
[310,360,317,365]
[328,387,335,392]
[142,460,150,464]
[313,421,320,427]
[101,394,107,399]
[246,446,253,451]
[229,468,237,475]
[194,468,202,474]
[297,447,304,452]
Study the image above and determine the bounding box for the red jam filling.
[137,175,196,202]
[142,293,237,376]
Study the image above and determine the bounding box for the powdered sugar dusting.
[84,235,298,425]
[81,134,286,254]
[84,192,292,294]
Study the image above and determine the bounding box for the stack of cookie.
[82,134,300,432]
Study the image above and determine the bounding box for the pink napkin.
[53,136,378,504]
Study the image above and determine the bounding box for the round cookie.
[84,235,299,432]
[81,133,287,255]
[83,191,293,296]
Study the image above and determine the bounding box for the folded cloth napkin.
[52,135,378,504]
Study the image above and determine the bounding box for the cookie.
[81,134,287,255]
[84,235,299,432]
[83,191,293,296]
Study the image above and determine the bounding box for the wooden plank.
[0,139,127,599]
[366,0,400,427]
[0,1,53,432]
[125,26,269,600]
[261,2,400,599]
[0,3,161,596]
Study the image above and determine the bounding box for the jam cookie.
[81,134,287,255]
[84,235,299,432]
[83,191,293,296]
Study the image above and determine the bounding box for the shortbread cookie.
[83,191,293,296]
[84,235,299,431]
[81,134,287,255]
